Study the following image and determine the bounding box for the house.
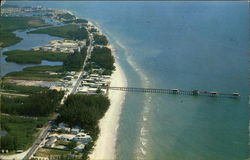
[32,47,40,51]
[84,78,96,83]
[78,86,89,94]
[64,127,71,132]
[74,144,85,152]
[58,134,75,142]
[71,126,81,134]
[71,128,80,135]
[45,136,57,147]
[102,75,111,79]
[64,76,73,81]
[68,71,76,76]
[88,88,97,94]
[90,74,99,78]
[72,133,92,144]
[58,122,67,129]
[16,150,23,153]
[58,123,71,132]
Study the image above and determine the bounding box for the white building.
[58,134,75,142]
[72,133,92,144]
[78,86,89,94]
[74,144,85,152]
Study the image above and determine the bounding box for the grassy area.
[3,50,68,64]
[0,16,50,47]
[1,82,49,94]
[0,114,48,151]
[0,31,23,48]
[34,147,71,158]
[4,65,66,81]
[55,140,69,146]
[0,16,50,31]
[28,24,88,40]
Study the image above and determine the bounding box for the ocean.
[6,1,249,160]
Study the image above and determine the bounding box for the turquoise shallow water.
[7,1,249,159]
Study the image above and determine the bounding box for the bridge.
[107,87,240,98]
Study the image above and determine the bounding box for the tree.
[93,34,108,45]
[67,141,77,149]
[91,46,115,71]
[96,88,102,94]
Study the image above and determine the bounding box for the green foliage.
[91,46,115,71]
[3,50,68,64]
[81,142,95,160]
[102,69,113,75]
[63,52,84,71]
[89,28,98,33]
[74,18,88,24]
[93,34,108,45]
[57,93,105,160]
[0,16,50,32]
[1,82,49,94]
[63,47,87,71]
[56,13,76,21]
[29,24,88,40]
[4,65,66,81]
[1,90,64,117]
[1,96,26,115]
[0,115,48,150]
[84,63,92,72]
[24,65,65,72]
[96,88,102,94]
[57,94,110,138]
[21,90,64,116]
[67,141,77,149]
[0,31,23,48]
[0,16,50,47]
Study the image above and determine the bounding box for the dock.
[107,87,240,98]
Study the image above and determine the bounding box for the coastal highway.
[70,31,94,94]
[23,125,51,160]
[23,28,94,160]
[61,30,94,102]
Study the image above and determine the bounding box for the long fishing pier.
[108,87,240,98]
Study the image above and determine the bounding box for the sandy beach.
[90,61,127,160]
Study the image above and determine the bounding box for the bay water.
[7,1,249,160]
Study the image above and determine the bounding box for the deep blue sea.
[7,1,249,160]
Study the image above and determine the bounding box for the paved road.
[23,125,51,160]
[23,29,94,160]
[71,35,93,94]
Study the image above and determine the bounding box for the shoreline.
[1,5,128,159]
[89,57,128,159]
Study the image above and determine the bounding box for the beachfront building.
[72,133,92,144]
[71,126,81,135]
[58,134,75,142]
[74,144,85,152]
